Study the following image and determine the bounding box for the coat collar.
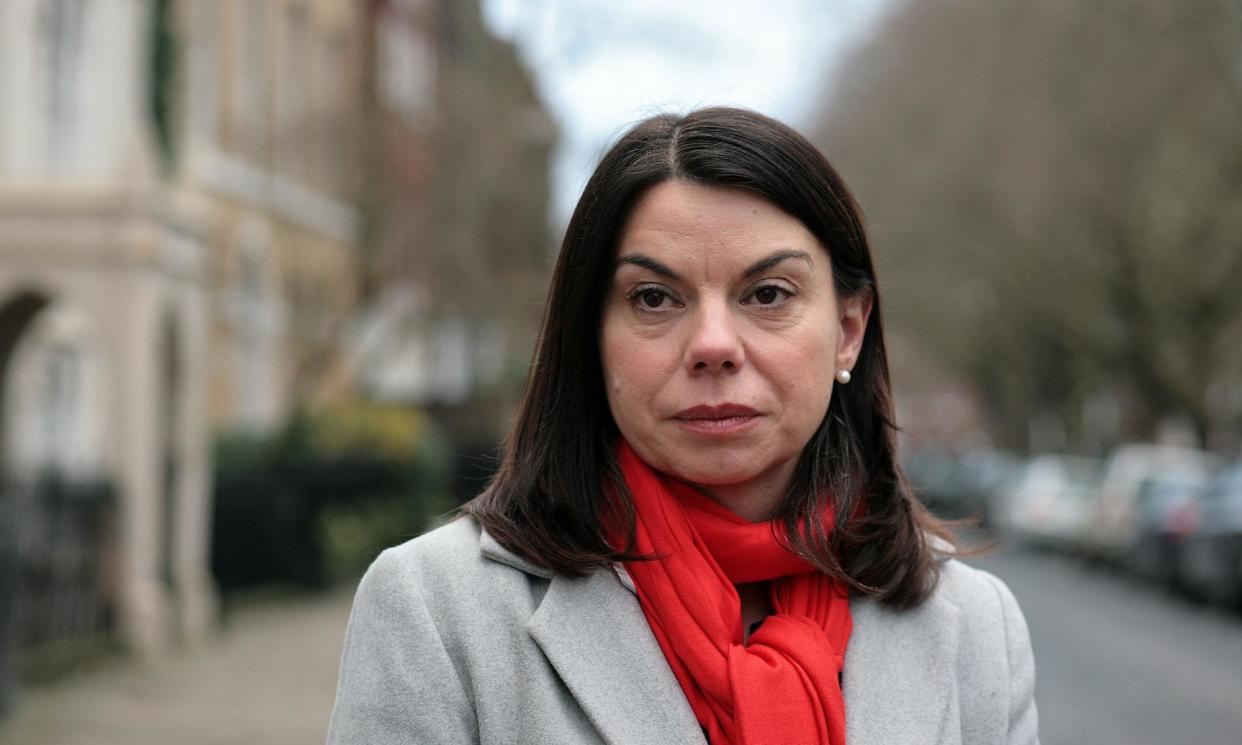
[479,526,959,745]
[479,526,554,577]
[481,527,706,744]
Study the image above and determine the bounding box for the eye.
[743,282,795,307]
[625,284,681,312]
[639,289,668,308]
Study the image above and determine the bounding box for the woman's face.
[600,180,871,518]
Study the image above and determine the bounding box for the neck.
[691,461,793,523]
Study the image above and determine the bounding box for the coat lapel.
[479,529,705,745]
[527,569,708,745]
[482,527,960,745]
[843,593,962,745]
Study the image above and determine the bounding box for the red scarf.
[615,440,852,745]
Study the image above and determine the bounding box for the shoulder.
[359,516,549,632]
[846,556,1025,667]
[934,557,1027,625]
[836,552,1040,743]
[353,517,478,613]
[371,513,485,574]
[934,558,1039,744]
[328,519,492,742]
[929,557,1034,685]
[852,543,1031,648]
[371,513,551,573]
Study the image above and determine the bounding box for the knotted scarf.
[614,440,852,745]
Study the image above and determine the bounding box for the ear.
[835,287,874,372]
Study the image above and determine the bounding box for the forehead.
[616,180,827,269]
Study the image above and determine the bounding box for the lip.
[674,403,760,419]
[672,403,762,436]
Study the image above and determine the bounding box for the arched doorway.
[0,289,113,714]
[0,291,46,715]
[0,292,50,458]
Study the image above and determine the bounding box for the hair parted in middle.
[464,106,956,609]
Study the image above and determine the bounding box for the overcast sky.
[481,0,893,226]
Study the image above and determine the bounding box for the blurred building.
[0,0,370,672]
[0,0,554,687]
[180,0,366,430]
[0,0,216,666]
[351,0,556,461]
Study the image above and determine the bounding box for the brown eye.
[743,283,794,307]
[753,286,780,305]
[626,285,679,312]
[626,283,682,313]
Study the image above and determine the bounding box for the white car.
[995,455,1100,551]
[1083,444,1220,562]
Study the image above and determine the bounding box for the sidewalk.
[0,586,356,745]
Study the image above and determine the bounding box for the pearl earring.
[835,369,852,384]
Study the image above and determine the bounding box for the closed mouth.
[673,403,760,421]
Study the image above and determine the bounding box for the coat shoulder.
[936,557,1040,745]
[935,557,1024,618]
[931,557,1031,683]
[366,516,547,626]
[379,513,484,572]
[327,519,490,743]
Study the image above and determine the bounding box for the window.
[38,0,85,172]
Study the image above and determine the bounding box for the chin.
[676,466,765,488]
[661,446,776,487]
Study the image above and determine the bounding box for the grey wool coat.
[327,517,1039,745]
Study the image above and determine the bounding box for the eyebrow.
[740,250,814,278]
[615,249,814,281]
[615,254,681,280]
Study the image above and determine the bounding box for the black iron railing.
[0,475,114,716]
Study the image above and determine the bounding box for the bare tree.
[815,0,1242,451]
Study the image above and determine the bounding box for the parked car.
[1082,444,1221,564]
[993,455,1101,551]
[902,450,1018,524]
[1125,471,1212,586]
[1176,463,1242,609]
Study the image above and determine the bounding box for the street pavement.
[1,544,1240,744]
[971,545,1242,745]
[0,587,354,745]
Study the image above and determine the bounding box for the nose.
[684,300,745,374]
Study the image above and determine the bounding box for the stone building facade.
[0,0,553,680]
[0,0,368,662]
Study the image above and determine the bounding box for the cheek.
[601,321,653,417]
[604,350,669,417]
[787,363,835,416]
[604,365,636,416]
[761,328,837,417]
[601,316,682,395]
[760,326,837,382]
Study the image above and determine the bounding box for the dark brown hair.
[464,107,955,608]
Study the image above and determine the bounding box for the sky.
[481,0,894,226]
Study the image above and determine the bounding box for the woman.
[327,108,1039,745]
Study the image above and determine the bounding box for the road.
[971,546,1242,745]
